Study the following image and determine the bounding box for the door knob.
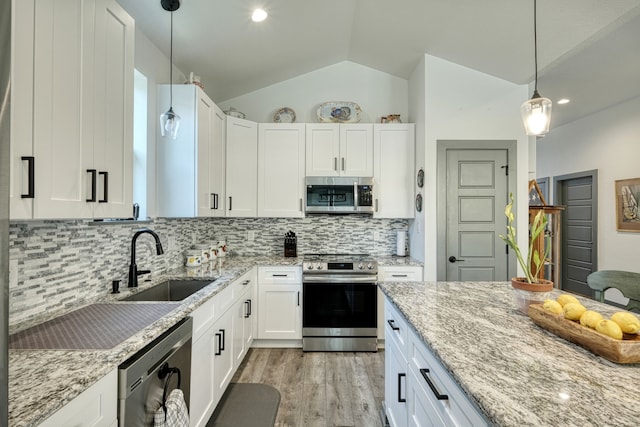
[448,256,465,263]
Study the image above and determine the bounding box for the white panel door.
[340,124,373,177]
[190,330,216,427]
[213,309,234,407]
[258,284,301,340]
[258,124,305,217]
[209,105,226,217]
[226,117,257,217]
[305,124,340,176]
[196,93,214,217]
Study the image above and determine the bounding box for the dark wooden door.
[556,172,598,296]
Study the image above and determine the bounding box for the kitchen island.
[379,280,640,427]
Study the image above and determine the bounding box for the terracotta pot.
[511,277,554,292]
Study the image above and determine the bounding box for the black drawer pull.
[244,300,251,318]
[398,373,406,403]
[272,274,288,277]
[21,156,35,198]
[219,329,226,351]
[420,368,449,400]
[387,319,400,331]
[392,274,408,278]
[214,332,222,356]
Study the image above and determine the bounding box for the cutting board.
[528,303,640,364]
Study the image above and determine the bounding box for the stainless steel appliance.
[305,177,374,214]
[302,254,378,351]
[118,317,192,426]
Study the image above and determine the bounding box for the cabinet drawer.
[379,266,423,282]
[258,266,301,284]
[192,296,216,341]
[214,283,235,320]
[408,329,487,427]
[385,299,408,353]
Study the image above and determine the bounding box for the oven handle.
[302,275,378,283]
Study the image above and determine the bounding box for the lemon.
[543,299,563,314]
[611,312,640,334]
[557,294,580,307]
[579,310,603,329]
[595,319,623,340]
[563,302,586,321]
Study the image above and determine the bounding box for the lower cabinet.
[39,369,117,427]
[384,297,488,427]
[257,267,302,340]
[212,308,234,403]
[378,266,423,342]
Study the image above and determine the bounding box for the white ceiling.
[117,0,640,128]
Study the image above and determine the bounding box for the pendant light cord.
[169,10,174,109]
[533,0,538,93]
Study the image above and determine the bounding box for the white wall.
[536,95,640,273]
[413,55,530,280]
[217,61,409,124]
[408,57,426,264]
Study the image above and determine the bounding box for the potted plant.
[500,194,553,312]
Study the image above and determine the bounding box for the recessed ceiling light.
[557,98,570,105]
[252,8,268,22]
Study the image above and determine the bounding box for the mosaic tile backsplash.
[9,215,408,327]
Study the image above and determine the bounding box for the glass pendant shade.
[160,106,180,139]
[521,90,552,136]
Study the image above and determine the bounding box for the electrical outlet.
[168,236,177,251]
[9,259,18,288]
[247,230,255,242]
[373,231,380,242]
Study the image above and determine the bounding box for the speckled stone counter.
[379,281,640,427]
[8,255,301,427]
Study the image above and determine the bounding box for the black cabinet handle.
[420,368,449,400]
[210,193,215,210]
[248,299,252,316]
[86,169,97,202]
[214,193,219,210]
[297,291,300,306]
[387,319,400,331]
[391,274,408,278]
[242,280,250,286]
[229,196,232,211]
[215,332,222,356]
[21,156,35,198]
[244,300,251,318]
[398,373,406,403]
[99,171,108,203]
[219,328,226,351]
[273,274,288,277]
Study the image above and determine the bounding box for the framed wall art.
[615,178,640,232]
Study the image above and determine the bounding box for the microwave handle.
[354,181,358,208]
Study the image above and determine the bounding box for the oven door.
[302,276,378,336]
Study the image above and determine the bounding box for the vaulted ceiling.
[117,0,640,127]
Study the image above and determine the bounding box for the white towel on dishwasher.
[154,389,189,427]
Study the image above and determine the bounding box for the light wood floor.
[231,348,386,427]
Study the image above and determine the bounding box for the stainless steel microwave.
[305,177,374,214]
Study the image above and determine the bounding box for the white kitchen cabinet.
[39,369,117,427]
[157,85,226,217]
[190,296,216,427]
[10,0,134,219]
[384,297,488,427]
[374,124,415,218]
[378,266,423,342]
[257,124,305,217]
[305,124,373,177]
[212,308,234,406]
[232,268,256,367]
[226,116,258,217]
[257,267,302,340]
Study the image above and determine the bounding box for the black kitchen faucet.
[128,228,164,288]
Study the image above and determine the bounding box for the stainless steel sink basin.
[123,279,215,302]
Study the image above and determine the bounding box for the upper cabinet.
[306,124,373,177]
[156,85,226,218]
[10,0,134,219]
[226,117,258,217]
[257,124,305,218]
[374,124,415,218]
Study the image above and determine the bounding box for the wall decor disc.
[415,193,423,212]
[417,168,424,188]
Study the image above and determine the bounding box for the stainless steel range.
[302,254,378,352]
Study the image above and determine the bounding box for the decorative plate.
[224,107,246,119]
[416,193,423,212]
[417,168,424,188]
[317,101,361,123]
[274,107,296,123]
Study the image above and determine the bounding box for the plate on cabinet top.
[316,101,361,123]
[274,107,296,123]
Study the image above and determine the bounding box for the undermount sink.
[123,279,216,302]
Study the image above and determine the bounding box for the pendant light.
[520,0,552,136]
[160,0,181,139]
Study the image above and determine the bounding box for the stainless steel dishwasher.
[118,317,192,426]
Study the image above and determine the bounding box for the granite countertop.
[10,254,423,426]
[379,281,640,427]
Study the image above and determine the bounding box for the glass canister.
[185,249,202,267]
[208,240,218,260]
[194,243,212,263]
[217,239,227,257]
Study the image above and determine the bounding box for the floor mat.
[207,383,281,427]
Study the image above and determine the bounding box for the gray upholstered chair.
[586,270,640,313]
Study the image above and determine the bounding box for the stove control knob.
[357,263,365,270]
[307,264,314,270]
[316,264,323,270]
[367,264,374,270]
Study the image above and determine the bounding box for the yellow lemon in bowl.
[543,299,563,314]
[563,302,586,321]
[595,319,623,340]
[557,294,580,307]
[611,312,640,334]
[579,310,603,329]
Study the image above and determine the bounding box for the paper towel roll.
[396,231,407,257]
